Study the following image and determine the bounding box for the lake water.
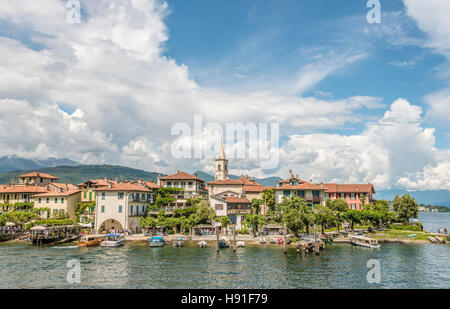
[418,212,450,233]
[1,241,449,289]
[1,212,449,289]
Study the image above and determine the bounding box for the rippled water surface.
[1,241,449,289]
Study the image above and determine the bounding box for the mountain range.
[0,156,449,206]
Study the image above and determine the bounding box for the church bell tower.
[215,140,228,180]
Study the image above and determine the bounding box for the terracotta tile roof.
[93,182,153,192]
[225,196,251,203]
[143,181,160,189]
[208,178,244,185]
[236,176,262,186]
[76,179,117,188]
[274,183,326,190]
[243,185,274,192]
[0,185,49,194]
[159,171,204,182]
[34,189,81,197]
[49,183,78,191]
[18,172,59,179]
[324,183,375,194]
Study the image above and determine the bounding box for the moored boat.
[269,238,276,244]
[173,237,184,247]
[198,240,207,248]
[100,234,125,247]
[236,241,245,247]
[149,236,165,247]
[77,235,103,247]
[350,235,380,248]
[260,237,266,244]
[276,238,284,244]
[435,236,445,243]
[428,236,438,243]
[218,238,230,248]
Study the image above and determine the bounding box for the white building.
[94,181,159,234]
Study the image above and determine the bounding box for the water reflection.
[0,242,448,289]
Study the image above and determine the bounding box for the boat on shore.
[435,236,446,244]
[77,235,103,247]
[149,236,165,247]
[428,236,438,243]
[260,237,266,244]
[350,235,380,248]
[100,234,125,247]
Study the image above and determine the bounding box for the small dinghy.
[198,240,207,248]
[173,237,184,247]
[236,241,245,248]
[435,236,445,243]
[260,237,266,244]
[269,238,276,244]
[428,236,438,243]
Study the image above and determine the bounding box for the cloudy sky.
[0,0,449,190]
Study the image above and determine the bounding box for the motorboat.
[276,238,284,244]
[149,236,166,247]
[198,240,207,248]
[77,235,103,247]
[236,241,245,247]
[100,234,125,247]
[260,237,266,244]
[350,235,380,248]
[173,237,184,247]
[269,238,276,244]
[428,236,438,243]
[218,238,230,248]
[435,236,446,243]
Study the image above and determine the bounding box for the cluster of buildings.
[0,141,375,233]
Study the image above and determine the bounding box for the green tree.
[215,215,231,235]
[251,198,264,214]
[278,196,313,236]
[186,214,200,236]
[195,200,216,224]
[262,189,275,213]
[392,194,419,223]
[343,210,362,231]
[313,204,335,234]
[326,198,348,232]
[244,214,265,236]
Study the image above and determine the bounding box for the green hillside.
[0,165,160,185]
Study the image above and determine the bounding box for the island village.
[0,141,446,249]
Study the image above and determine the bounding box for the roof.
[76,179,115,188]
[263,224,283,229]
[143,181,160,189]
[159,171,204,182]
[236,176,262,186]
[34,189,81,197]
[93,182,153,192]
[274,183,326,191]
[49,183,78,191]
[0,185,49,194]
[217,140,227,160]
[225,196,251,204]
[18,172,59,179]
[208,178,243,185]
[243,185,273,193]
[323,183,375,194]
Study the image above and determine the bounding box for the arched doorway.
[98,219,124,233]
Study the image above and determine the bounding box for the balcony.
[129,196,154,203]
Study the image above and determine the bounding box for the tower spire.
[218,137,226,160]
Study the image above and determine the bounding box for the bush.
[387,223,422,231]
[237,228,250,235]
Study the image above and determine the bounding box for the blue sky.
[164,0,448,145]
[0,0,449,190]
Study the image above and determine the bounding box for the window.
[118,192,124,199]
[118,205,122,213]
[61,198,65,203]
[341,193,346,199]
[351,204,356,210]
[142,205,145,213]
[46,198,50,203]
[54,198,58,203]
[89,191,92,200]
[102,192,105,200]
[215,204,223,210]
[38,198,42,204]
[130,205,134,214]
[83,191,87,198]
[351,193,356,200]
[53,209,58,215]
[101,205,105,213]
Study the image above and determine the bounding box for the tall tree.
[262,189,275,213]
[392,194,419,223]
[251,198,264,215]
[195,200,216,224]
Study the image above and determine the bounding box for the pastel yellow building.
[34,188,81,220]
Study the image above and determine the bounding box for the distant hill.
[195,171,282,187]
[0,155,79,173]
[376,189,450,207]
[0,165,160,185]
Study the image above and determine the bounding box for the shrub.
[237,228,250,235]
[387,223,422,231]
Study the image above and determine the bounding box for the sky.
[0,0,449,190]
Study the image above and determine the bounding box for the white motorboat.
[350,235,380,249]
[100,234,125,247]
[236,241,245,247]
[198,240,207,248]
